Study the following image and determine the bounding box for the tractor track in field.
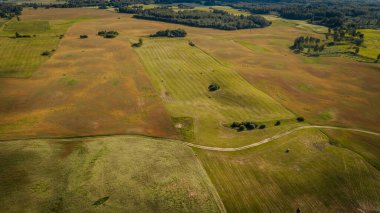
[181,125,380,152]
[0,125,378,152]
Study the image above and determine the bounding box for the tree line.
[150,29,187,37]
[119,7,271,30]
[230,1,380,29]
[0,3,22,19]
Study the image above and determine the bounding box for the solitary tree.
[377,54,380,63]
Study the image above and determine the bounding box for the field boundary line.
[0,125,378,151]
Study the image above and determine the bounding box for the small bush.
[275,120,281,126]
[296,117,305,122]
[189,41,195,47]
[41,51,51,56]
[80,34,88,39]
[208,83,220,92]
[132,38,143,48]
[259,124,266,129]
[237,125,245,132]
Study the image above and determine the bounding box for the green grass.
[0,18,89,78]
[360,29,380,59]
[134,38,295,147]
[3,20,50,34]
[196,129,380,212]
[235,40,270,53]
[324,129,380,170]
[0,136,225,212]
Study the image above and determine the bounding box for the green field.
[0,19,88,78]
[360,29,380,59]
[135,38,296,147]
[196,129,380,212]
[0,136,225,212]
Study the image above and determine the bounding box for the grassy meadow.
[134,38,296,147]
[196,129,380,212]
[0,136,225,212]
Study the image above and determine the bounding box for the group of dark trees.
[150,28,187,37]
[97,30,119,38]
[291,26,373,56]
[119,7,271,30]
[231,1,380,29]
[230,121,266,132]
[0,3,22,19]
[291,36,325,53]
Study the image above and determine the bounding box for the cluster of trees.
[291,36,325,53]
[231,1,380,29]
[150,29,187,37]
[119,7,271,30]
[97,30,119,38]
[291,26,375,57]
[230,121,266,132]
[0,3,22,19]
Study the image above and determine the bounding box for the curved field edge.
[195,129,380,212]
[0,135,226,213]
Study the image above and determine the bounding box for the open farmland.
[0,5,379,213]
[135,38,295,147]
[0,8,118,78]
[0,9,178,140]
[0,136,225,212]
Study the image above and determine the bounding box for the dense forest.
[0,3,22,19]
[3,0,380,29]
[119,7,271,30]
[230,1,380,28]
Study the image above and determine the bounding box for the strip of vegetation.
[230,117,304,132]
[119,7,271,30]
[150,29,187,37]
[290,27,380,63]
[97,30,119,38]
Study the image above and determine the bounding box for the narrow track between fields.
[182,125,380,152]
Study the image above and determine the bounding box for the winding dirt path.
[182,125,380,152]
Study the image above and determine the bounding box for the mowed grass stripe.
[135,38,294,146]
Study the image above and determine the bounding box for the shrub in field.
[296,117,305,122]
[275,120,281,126]
[208,83,220,92]
[259,124,266,129]
[189,41,195,47]
[80,34,88,39]
[132,38,143,47]
[41,51,51,56]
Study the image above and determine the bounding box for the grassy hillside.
[196,129,380,212]
[0,136,225,212]
[135,38,295,147]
